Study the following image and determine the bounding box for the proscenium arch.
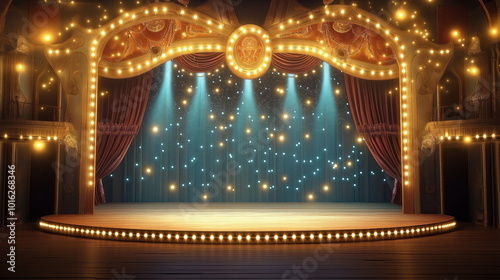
[45,2,453,214]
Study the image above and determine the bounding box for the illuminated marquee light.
[86,36,102,189]
[226,24,273,79]
[438,133,498,142]
[38,220,457,244]
[1,135,60,141]
[41,2,453,214]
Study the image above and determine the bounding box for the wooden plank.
[6,223,500,279]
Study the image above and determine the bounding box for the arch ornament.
[45,1,453,214]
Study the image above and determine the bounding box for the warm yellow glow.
[467,66,480,76]
[145,168,152,174]
[16,64,25,72]
[33,141,46,152]
[262,183,268,189]
[308,194,314,200]
[169,184,176,190]
[323,185,329,191]
[43,34,52,43]
[152,126,159,133]
[395,7,407,20]
[490,27,499,37]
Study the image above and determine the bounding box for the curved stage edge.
[39,203,456,244]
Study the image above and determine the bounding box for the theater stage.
[39,203,456,244]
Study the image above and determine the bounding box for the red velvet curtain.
[174,53,321,75]
[174,53,225,73]
[344,74,402,205]
[95,71,153,204]
[272,53,321,74]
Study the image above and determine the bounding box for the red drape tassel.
[344,74,402,205]
[94,71,154,205]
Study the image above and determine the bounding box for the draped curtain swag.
[344,74,402,204]
[95,71,153,204]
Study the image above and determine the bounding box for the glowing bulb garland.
[40,2,455,213]
[38,219,457,244]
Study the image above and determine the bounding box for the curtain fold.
[343,74,402,205]
[174,53,321,75]
[95,71,153,204]
[271,53,321,74]
[174,52,225,73]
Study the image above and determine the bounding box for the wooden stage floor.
[40,203,456,244]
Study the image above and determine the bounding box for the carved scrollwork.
[237,36,262,66]
[412,53,432,95]
[468,36,481,56]
[332,21,352,33]
[144,19,166,32]
[278,26,313,38]
[185,23,213,37]
[62,133,78,150]
[16,35,31,55]
[416,70,431,95]
[63,52,86,95]
[421,132,440,156]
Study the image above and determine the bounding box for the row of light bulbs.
[440,133,498,142]
[49,0,438,44]
[39,220,456,244]
[45,5,452,81]
[2,134,58,141]
[42,3,451,196]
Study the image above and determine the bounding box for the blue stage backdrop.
[103,62,393,203]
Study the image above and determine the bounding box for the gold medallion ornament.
[226,24,273,79]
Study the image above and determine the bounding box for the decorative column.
[45,29,93,213]
[405,40,453,213]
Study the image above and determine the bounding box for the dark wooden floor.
[1,223,500,279]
